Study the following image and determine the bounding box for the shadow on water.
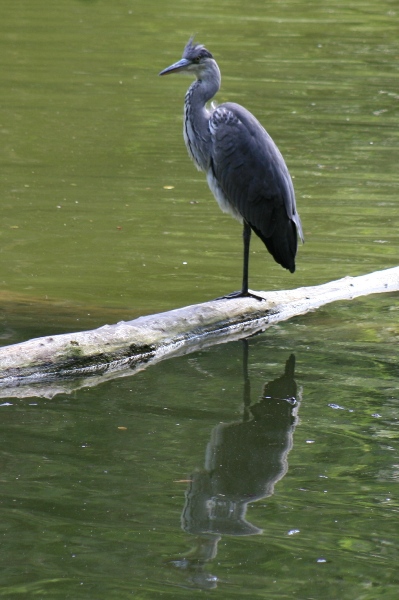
[168,344,300,590]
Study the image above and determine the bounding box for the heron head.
[159,37,214,78]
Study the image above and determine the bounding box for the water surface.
[1,0,398,316]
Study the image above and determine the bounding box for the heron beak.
[159,58,191,76]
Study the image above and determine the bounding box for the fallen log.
[0,266,398,394]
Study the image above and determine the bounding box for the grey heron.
[159,38,304,299]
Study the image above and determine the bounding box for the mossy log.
[0,266,398,395]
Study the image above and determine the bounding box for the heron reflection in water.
[168,345,301,589]
[160,39,304,298]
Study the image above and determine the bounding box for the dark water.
[1,0,399,598]
[1,301,399,598]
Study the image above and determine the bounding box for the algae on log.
[0,266,398,392]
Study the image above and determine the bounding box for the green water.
[1,0,399,597]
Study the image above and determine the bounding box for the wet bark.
[0,266,398,394]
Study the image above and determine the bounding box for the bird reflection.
[169,344,300,589]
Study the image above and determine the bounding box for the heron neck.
[193,60,221,104]
[183,61,221,171]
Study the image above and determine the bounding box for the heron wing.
[208,102,303,271]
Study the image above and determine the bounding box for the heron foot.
[215,290,266,302]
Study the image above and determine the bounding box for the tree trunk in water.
[0,266,398,395]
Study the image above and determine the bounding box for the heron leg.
[215,222,265,301]
[241,221,251,295]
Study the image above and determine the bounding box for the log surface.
[0,266,398,392]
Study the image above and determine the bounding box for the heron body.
[159,38,303,298]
